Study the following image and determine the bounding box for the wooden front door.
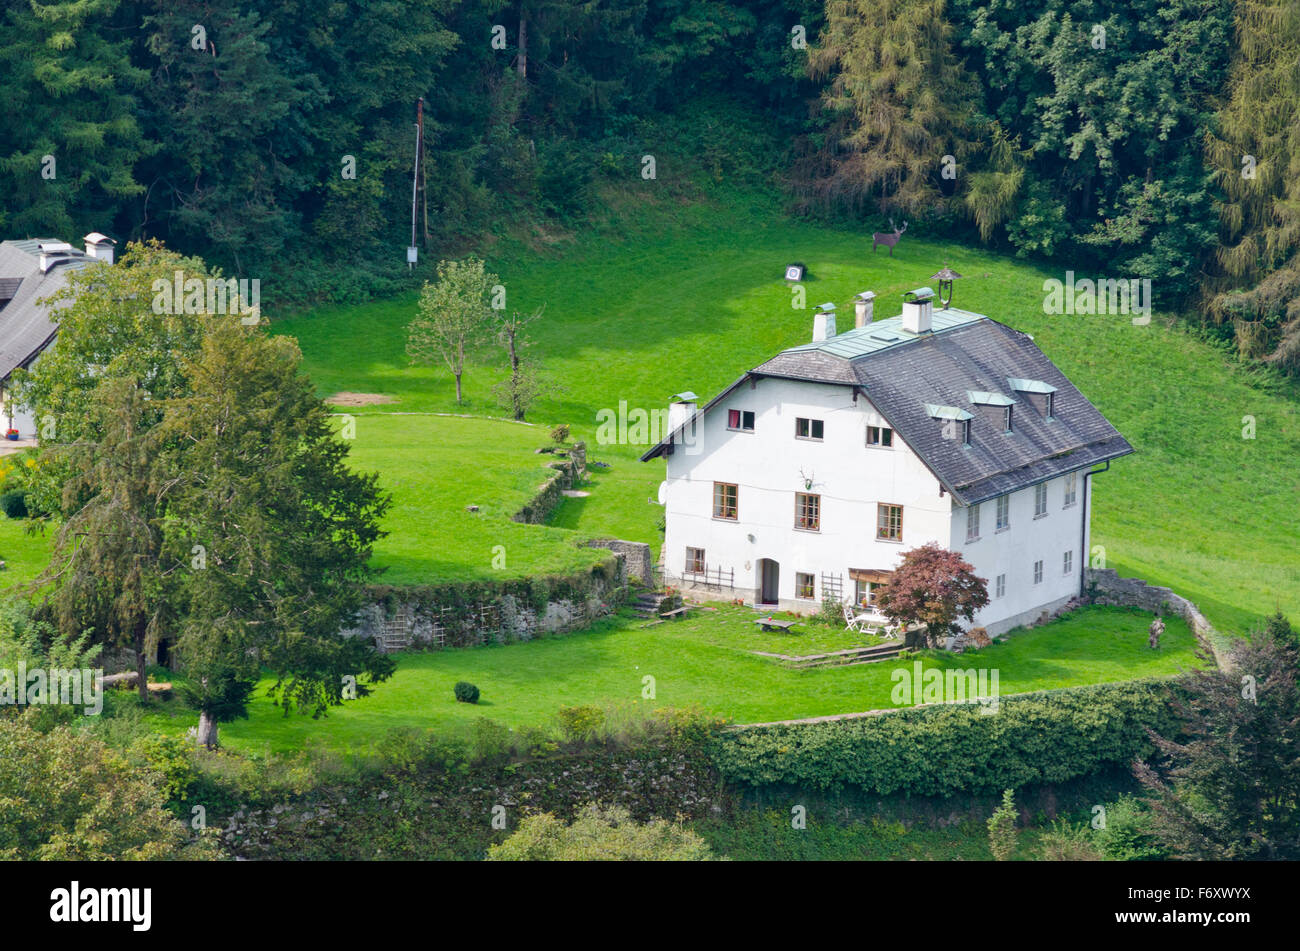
[759,559,779,604]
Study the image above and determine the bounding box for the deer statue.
[872,219,908,256]
[1148,616,1165,649]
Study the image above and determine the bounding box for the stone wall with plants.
[512,441,586,525]
[347,554,628,652]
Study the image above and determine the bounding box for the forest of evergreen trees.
[1,0,1296,370]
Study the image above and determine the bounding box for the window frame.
[727,409,755,433]
[876,502,903,542]
[1004,405,1014,433]
[1034,482,1048,518]
[995,573,1006,598]
[795,417,825,441]
[712,481,738,521]
[866,424,894,449]
[1063,550,1073,575]
[853,579,880,607]
[966,503,980,542]
[1033,559,1044,585]
[795,572,816,600]
[1063,471,1078,508]
[685,547,706,574]
[794,492,821,532]
[995,494,1010,532]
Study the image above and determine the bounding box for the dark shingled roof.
[641,311,1132,505]
[0,239,91,380]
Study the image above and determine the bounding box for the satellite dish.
[656,481,668,505]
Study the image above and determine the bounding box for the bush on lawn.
[454,681,480,704]
[0,490,28,519]
[711,679,1184,797]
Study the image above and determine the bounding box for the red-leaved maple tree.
[876,542,990,648]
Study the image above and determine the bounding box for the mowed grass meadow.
[274,188,1300,635]
[140,605,1198,755]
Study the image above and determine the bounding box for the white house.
[640,284,1133,635]
[0,234,115,438]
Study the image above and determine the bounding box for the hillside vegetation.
[276,188,1300,634]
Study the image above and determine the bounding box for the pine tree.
[797,0,978,217]
[159,316,393,742]
[0,0,151,236]
[1204,0,1300,369]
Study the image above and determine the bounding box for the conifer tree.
[1204,0,1300,368]
[799,0,977,217]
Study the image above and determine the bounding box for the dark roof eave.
[953,442,1135,506]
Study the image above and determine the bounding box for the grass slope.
[275,188,1300,633]
[344,414,607,584]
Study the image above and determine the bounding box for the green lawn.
[0,516,52,588]
[343,413,608,584]
[136,605,1199,755]
[273,188,1300,635]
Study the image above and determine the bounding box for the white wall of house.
[663,376,949,611]
[949,471,1090,635]
[1,381,36,438]
[661,377,1094,634]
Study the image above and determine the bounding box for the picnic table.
[753,616,796,632]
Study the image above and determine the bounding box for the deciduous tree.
[407,256,500,404]
[875,542,989,649]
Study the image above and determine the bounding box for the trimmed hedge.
[711,679,1184,797]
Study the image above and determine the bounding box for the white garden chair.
[842,604,878,635]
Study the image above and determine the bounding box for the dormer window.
[1007,378,1057,420]
[968,390,1016,434]
[925,404,973,446]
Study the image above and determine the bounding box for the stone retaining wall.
[1084,568,1227,668]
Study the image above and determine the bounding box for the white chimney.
[901,289,934,334]
[37,241,74,273]
[83,232,116,265]
[812,303,837,342]
[668,391,698,433]
[854,291,876,328]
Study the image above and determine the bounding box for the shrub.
[816,595,843,627]
[454,681,480,704]
[1095,795,1168,861]
[486,804,715,861]
[1038,818,1104,860]
[987,788,1019,860]
[966,626,992,648]
[0,490,28,519]
[557,704,606,743]
[550,424,570,446]
[133,734,200,809]
[712,679,1182,796]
